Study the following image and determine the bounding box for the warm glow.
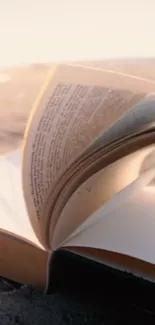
[0,73,10,83]
[144,186,155,193]
[0,0,155,67]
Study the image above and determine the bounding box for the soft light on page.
[63,168,155,265]
[53,146,155,249]
[144,185,155,193]
[0,149,42,247]
[63,186,155,264]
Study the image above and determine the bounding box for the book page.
[68,247,155,283]
[86,94,155,154]
[0,149,42,248]
[52,144,155,249]
[62,166,155,266]
[0,232,47,288]
[22,64,155,245]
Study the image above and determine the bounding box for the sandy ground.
[0,59,155,324]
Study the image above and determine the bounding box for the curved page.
[22,64,155,246]
[63,167,155,266]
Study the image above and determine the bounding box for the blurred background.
[0,0,155,153]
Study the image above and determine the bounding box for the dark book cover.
[46,249,155,323]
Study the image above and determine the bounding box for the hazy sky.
[0,0,155,67]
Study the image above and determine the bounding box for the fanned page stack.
[0,63,155,289]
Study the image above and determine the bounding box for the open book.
[0,63,155,289]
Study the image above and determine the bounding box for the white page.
[63,169,155,265]
[0,149,41,247]
[53,145,155,249]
